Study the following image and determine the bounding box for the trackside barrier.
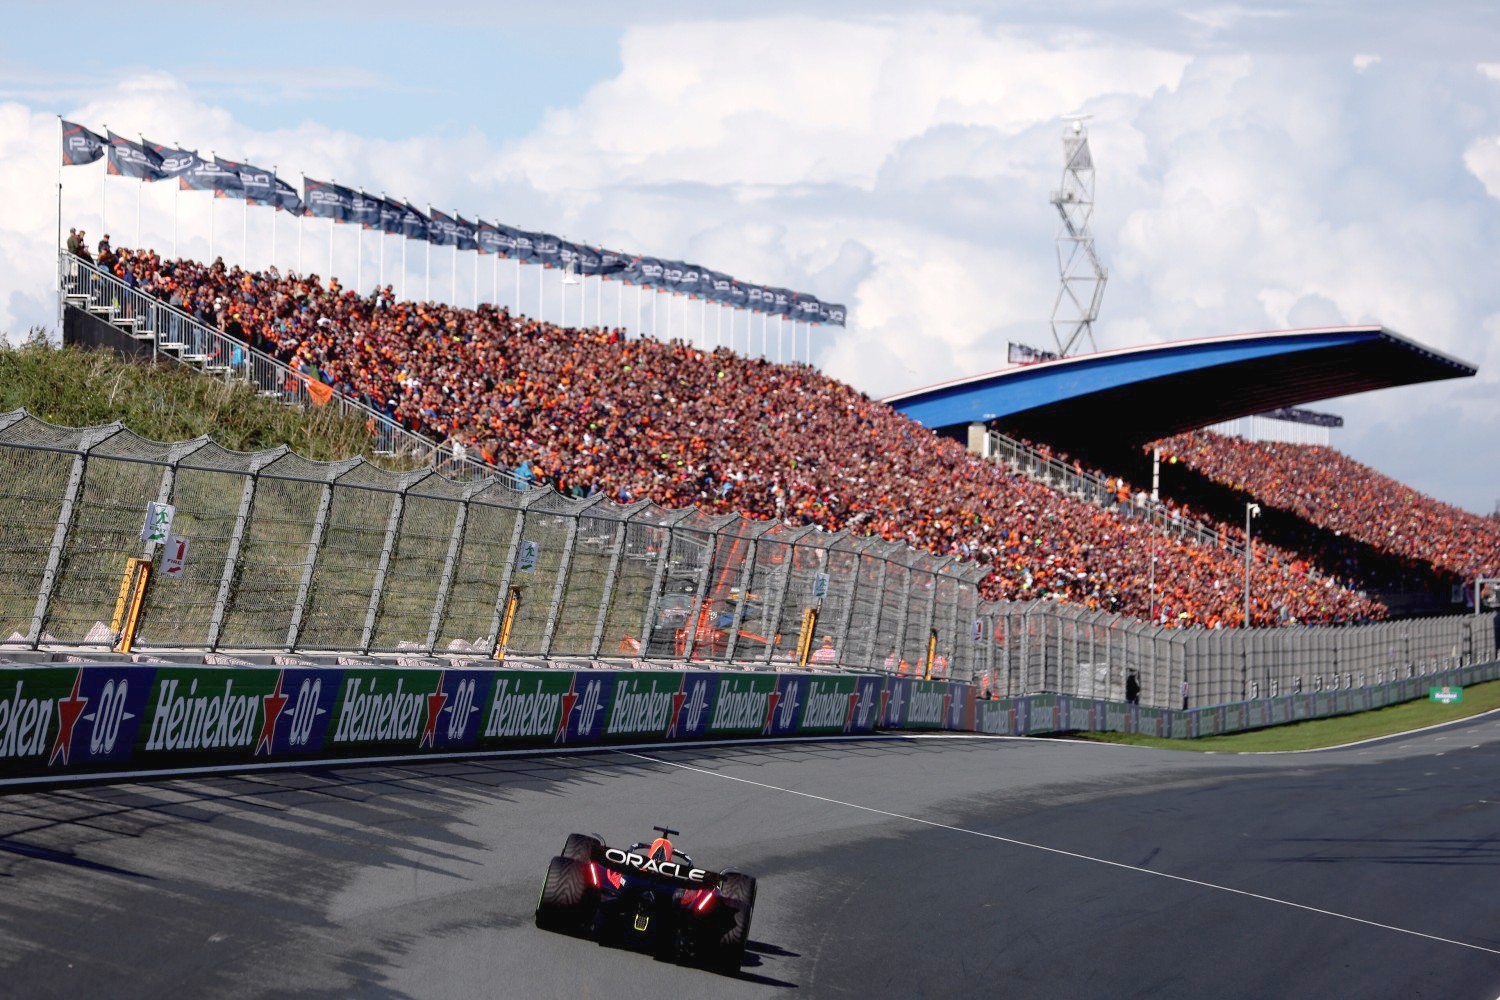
[0,664,977,784]
[975,658,1500,739]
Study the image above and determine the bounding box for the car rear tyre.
[713,872,757,972]
[562,833,603,862]
[535,856,596,933]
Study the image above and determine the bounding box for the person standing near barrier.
[811,635,838,666]
[1181,679,1189,710]
[1125,670,1140,705]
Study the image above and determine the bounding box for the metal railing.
[983,429,1241,554]
[58,252,509,483]
[0,411,1492,710]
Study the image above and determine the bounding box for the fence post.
[760,534,802,667]
[636,511,692,660]
[865,548,890,668]
[488,491,542,658]
[832,549,860,670]
[285,459,360,652]
[540,497,603,657]
[425,478,488,654]
[588,519,629,658]
[206,446,288,651]
[360,472,428,654]
[679,527,721,664]
[28,422,124,648]
[722,535,758,664]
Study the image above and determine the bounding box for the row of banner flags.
[62,121,847,326]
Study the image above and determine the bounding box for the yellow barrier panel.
[111,558,152,654]
[795,607,819,667]
[495,585,522,660]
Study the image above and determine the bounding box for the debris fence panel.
[0,411,1493,709]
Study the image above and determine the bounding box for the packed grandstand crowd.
[1153,431,1500,587]
[78,238,1497,627]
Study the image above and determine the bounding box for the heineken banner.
[7,659,1496,784]
[0,664,974,784]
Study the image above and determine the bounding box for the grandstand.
[72,235,1482,629]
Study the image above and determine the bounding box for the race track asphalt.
[2,715,1500,999]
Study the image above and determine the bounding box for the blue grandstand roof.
[883,325,1476,449]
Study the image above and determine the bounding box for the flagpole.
[514,256,520,316]
[538,261,544,324]
[297,191,304,275]
[270,166,278,269]
[134,133,145,251]
[241,180,248,270]
[451,238,457,306]
[425,205,431,301]
[492,250,498,307]
[378,194,385,291]
[173,146,182,259]
[100,123,107,243]
[472,245,478,309]
[357,189,364,293]
[208,152,216,261]
[55,116,63,335]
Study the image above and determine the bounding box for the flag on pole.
[303,178,355,221]
[254,173,305,215]
[106,131,166,180]
[399,201,428,240]
[61,121,107,165]
[454,214,478,251]
[179,157,244,194]
[376,197,405,234]
[351,190,382,229]
[219,157,278,203]
[144,140,200,178]
[427,208,458,246]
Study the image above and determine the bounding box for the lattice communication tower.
[1049,116,1108,357]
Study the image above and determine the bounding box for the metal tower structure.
[1049,116,1108,357]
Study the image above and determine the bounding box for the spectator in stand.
[88,235,1431,629]
[810,636,838,665]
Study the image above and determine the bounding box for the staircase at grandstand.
[58,251,511,485]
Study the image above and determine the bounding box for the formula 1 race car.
[534,826,757,973]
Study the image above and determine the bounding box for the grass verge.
[1068,679,1500,752]
[0,332,415,464]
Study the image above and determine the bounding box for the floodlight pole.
[1049,115,1108,358]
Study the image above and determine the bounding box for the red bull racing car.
[534,826,757,973]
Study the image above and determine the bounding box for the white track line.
[621,750,1500,958]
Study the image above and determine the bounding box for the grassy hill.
[0,331,410,463]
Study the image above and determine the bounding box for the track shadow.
[0,836,154,879]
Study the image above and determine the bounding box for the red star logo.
[555,676,579,743]
[762,690,781,734]
[667,680,688,737]
[879,690,891,726]
[255,671,290,757]
[844,692,860,732]
[420,673,449,749]
[48,670,89,767]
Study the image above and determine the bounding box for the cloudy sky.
[2,1,1498,513]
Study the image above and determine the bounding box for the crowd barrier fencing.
[0,408,1495,714]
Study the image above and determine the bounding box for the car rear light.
[695,889,716,913]
[587,862,601,889]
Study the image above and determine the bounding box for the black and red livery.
[534,825,757,973]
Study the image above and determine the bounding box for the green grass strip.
[1070,679,1500,752]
